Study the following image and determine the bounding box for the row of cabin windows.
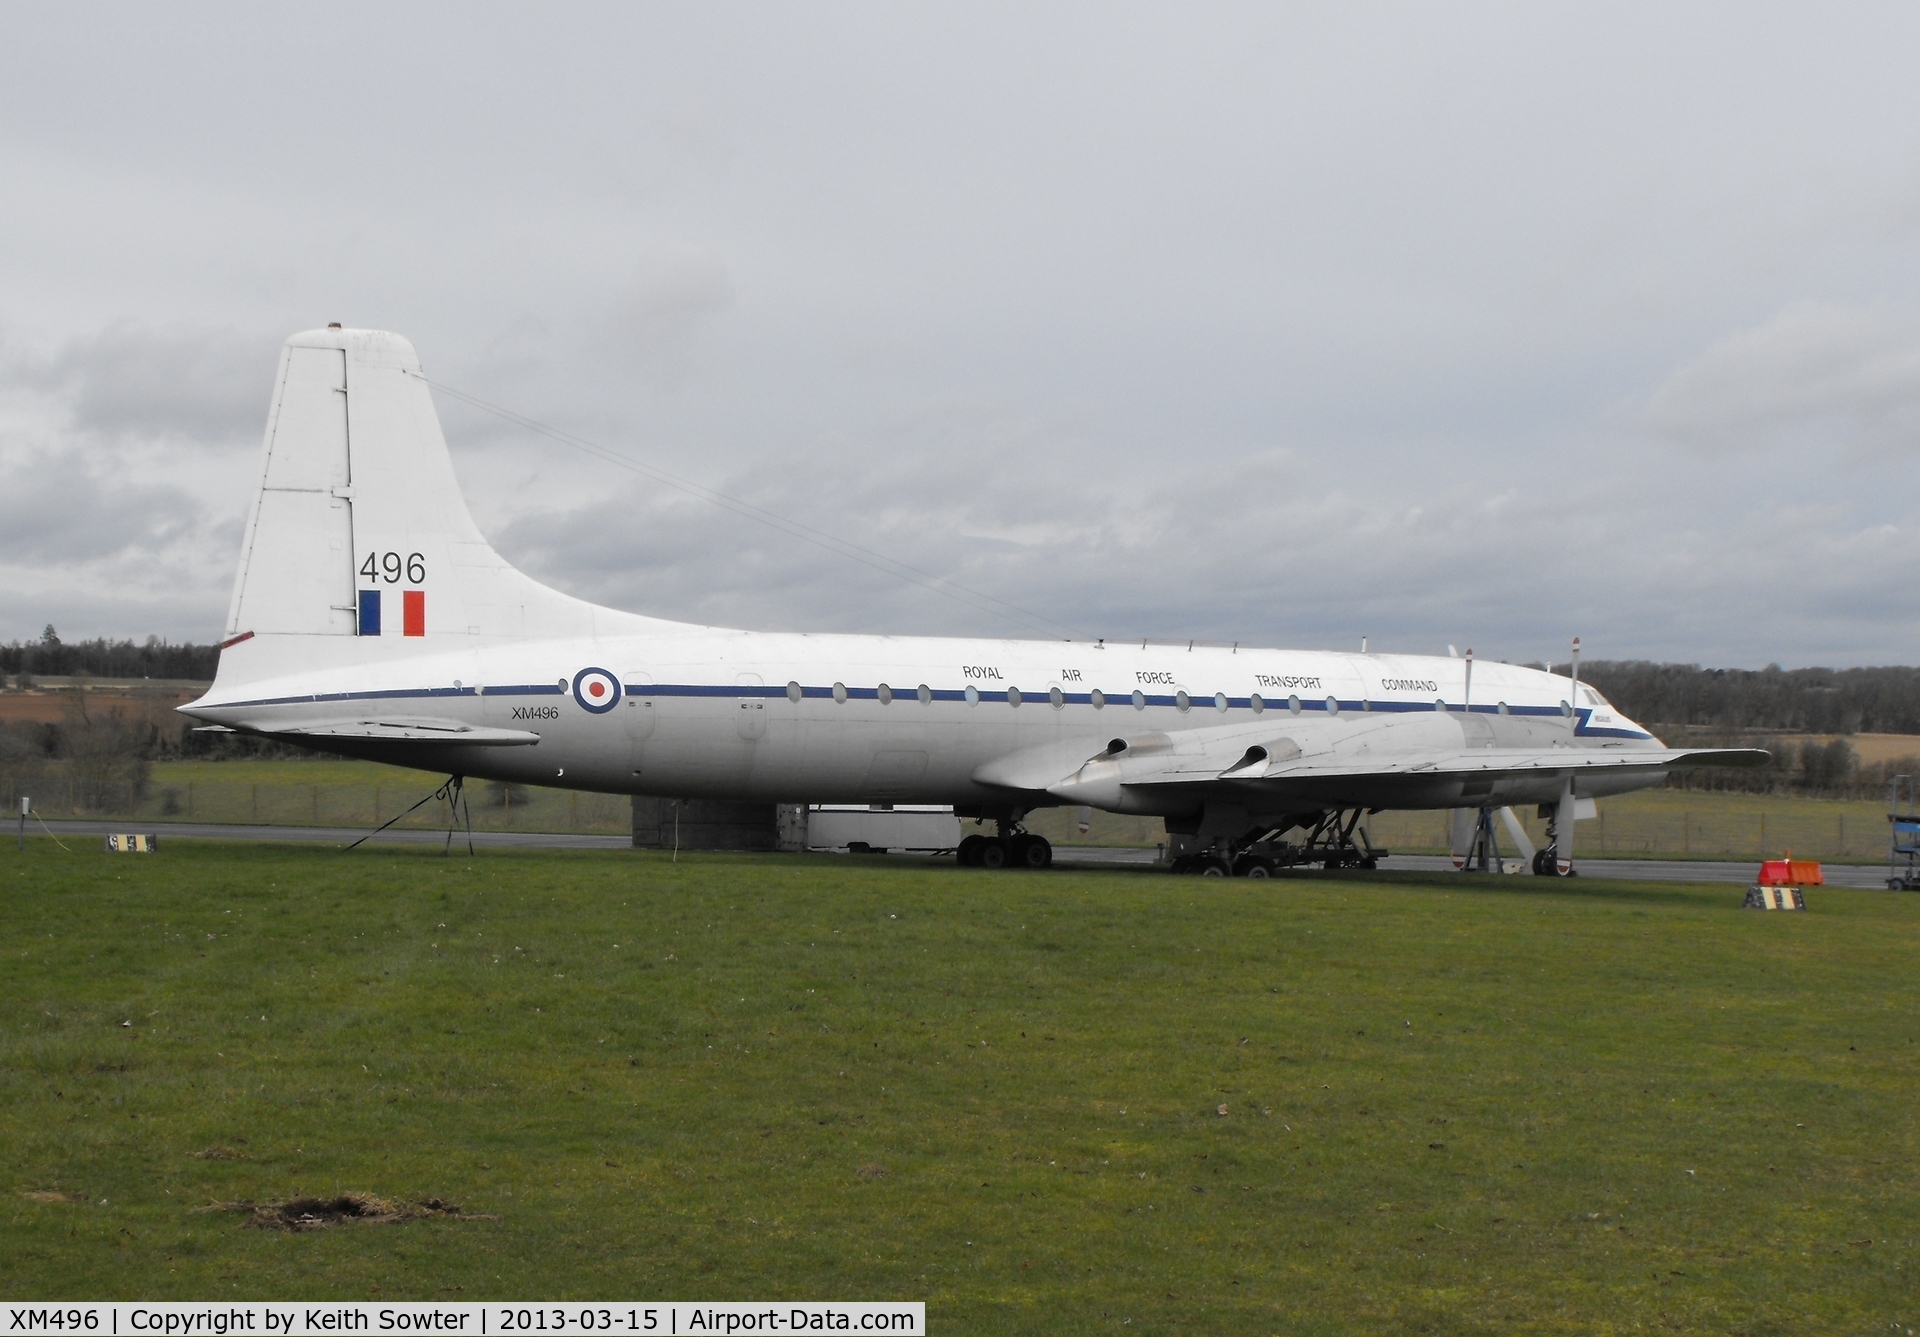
[782,680,1574,717]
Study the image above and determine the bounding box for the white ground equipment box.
[802,805,960,854]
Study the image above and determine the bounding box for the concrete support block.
[631,796,779,851]
[775,803,808,853]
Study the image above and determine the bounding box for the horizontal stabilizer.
[251,717,542,746]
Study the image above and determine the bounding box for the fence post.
[251,782,258,822]
[1838,813,1845,855]
[1683,810,1690,854]
[188,781,193,819]
[311,785,318,822]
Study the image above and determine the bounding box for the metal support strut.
[344,773,474,856]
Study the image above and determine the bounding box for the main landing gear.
[1168,809,1384,877]
[955,819,1053,870]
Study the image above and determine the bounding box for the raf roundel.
[572,667,622,714]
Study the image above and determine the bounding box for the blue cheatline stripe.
[203,678,1653,740]
[358,590,381,637]
[623,683,1644,733]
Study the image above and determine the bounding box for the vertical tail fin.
[218,328,643,687]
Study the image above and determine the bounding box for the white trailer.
[800,805,960,854]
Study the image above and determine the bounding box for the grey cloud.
[0,448,205,563]
[593,251,735,391]
[4,322,274,446]
[1639,302,1920,454]
[6,7,1920,665]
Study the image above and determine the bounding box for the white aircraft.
[181,327,1764,872]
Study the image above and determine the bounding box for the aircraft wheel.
[1010,834,1051,870]
[978,839,1010,870]
[1531,849,1550,876]
[1198,856,1231,878]
[956,834,986,867]
[1242,861,1272,880]
[1168,854,1194,875]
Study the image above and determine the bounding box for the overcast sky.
[3,4,1918,667]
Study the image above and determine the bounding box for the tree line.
[1571,660,1920,800]
[1,627,219,682]
[1578,660,1920,735]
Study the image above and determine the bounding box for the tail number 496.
[361,551,426,584]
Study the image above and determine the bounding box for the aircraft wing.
[1113,744,1765,787]
[243,716,543,746]
[972,718,1766,807]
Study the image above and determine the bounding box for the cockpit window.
[1582,689,1602,705]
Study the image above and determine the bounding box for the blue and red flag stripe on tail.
[358,589,425,635]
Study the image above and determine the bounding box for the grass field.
[2,840,1916,1330]
[10,756,1912,865]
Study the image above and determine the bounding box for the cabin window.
[786,681,802,703]
[1131,689,1146,711]
[917,683,932,705]
[1250,692,1265,714]
[1090,688,1106,709]
[1007,686,1022,707]
[1435,698,1447,711]
[1560,699,1572,717]
[877,683,893,705]
[966,684,979,706]
[1175,690,1191,712]
[1049,685,1064,709]
[1362,699,1372,712]
[1213,692,1228,713]
[832,682,848,704]
[1497,700,1509,715]
[1325,696,1340,716]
